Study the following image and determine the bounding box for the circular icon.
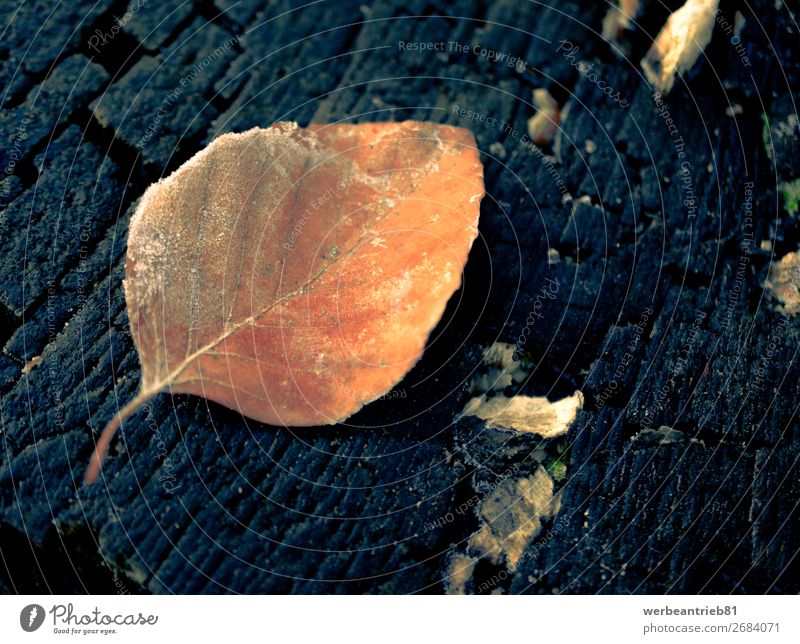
[20,604,45,632]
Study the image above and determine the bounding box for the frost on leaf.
[85,121,484,483]
[641,0,719,94]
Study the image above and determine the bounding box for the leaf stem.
[83,389,157,485]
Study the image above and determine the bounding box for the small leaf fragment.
[765,250,800,316]
[526,88,560,147]
[602,0,641,55]
[641,0,719,95]
[467,467,558,569]
[461,391,583,438]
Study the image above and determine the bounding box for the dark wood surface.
[0,0,797,593]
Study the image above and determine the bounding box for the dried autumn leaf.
[85,121,484,484]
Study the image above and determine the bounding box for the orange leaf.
[85,121,484,484]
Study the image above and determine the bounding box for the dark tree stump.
[0,0,797,594]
